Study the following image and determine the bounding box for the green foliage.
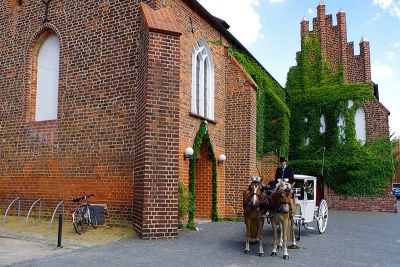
[286,33,394,196]
[228,48,290,158]
[178,181,189,229]
[187,121,218,230]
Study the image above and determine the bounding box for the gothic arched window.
[191,39,215,120]
[35,34,60,121]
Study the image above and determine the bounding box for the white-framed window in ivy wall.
[191,38,215,120]
[320,114,326,133]
[338,113,346,142]
[354,107,366,144]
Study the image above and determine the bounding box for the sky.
[197,0,400,138]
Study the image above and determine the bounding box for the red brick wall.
[0,0,263,235]
[224,56,257,218]
[259,152,278,183]
[133,4,181,239]
[364,100,390,143]
[0,0,153,225]
[325,187,397,213]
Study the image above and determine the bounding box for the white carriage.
[292,174,328,240]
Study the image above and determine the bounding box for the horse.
[269,180,295,260]
[243,176,268,256]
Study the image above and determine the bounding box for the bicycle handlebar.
[72,194,94,203]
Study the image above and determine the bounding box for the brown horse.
[243,176,268,256]
[269,180,295,260]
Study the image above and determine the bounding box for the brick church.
[0,0,281,239]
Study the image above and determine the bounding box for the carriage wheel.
[295,220,301,241]
[317,199,328,234]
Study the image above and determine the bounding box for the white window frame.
[191,38,215,120]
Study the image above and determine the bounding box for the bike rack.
[50,200,64,229]
[25,199,42,225]
[3,197,21,224]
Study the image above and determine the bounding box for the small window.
[191,39,215,120]
[305,137,310,146]
[354,108,366,144]
[338,113,346,142]
[35,35,60,121]
[347,100,354,109]
[320,114,326,133]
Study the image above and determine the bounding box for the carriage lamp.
[218,154,227,164]
[184,147,194,160]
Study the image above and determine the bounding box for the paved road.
[4,204,400,267]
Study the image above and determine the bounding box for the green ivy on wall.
[287,33,396,196]
[227,48,290,159]
[187,121,218,230]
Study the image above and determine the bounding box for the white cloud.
[372,64,394,80]
[385,50,397,59]
[197,0,262,47]
[391,42,400,47]
[373,0,393,9]
[270,0,286,3]
[373,0,400,19]
[307,8,313,15]
[367,12,382,24]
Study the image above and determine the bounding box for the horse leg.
[245,220,250,254]
[289,220,298,247]
[257,218,265,257]
[270,217,277,257]
[277,221,283,249]
[282,217,289,260]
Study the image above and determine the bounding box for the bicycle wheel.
[72,209,84,235]
[89,207,98,229]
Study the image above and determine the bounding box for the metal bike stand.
[50,201,64,229]
[3,197,21,224]
[25,199,42,225]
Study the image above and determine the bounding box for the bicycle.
[72,194,98,235]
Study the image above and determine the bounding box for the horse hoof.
[245,250,250,254]
[277,245,283,250]
[283,255,289,260]
[271,252,277,257]
[259,252,265,257]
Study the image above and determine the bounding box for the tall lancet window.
[35,34,60,121]
[191,38,215,120]
[354,108,366,144]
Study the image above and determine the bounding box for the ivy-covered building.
[286,3,395,196]
[0,0,287,238]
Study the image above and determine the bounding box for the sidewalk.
[0,216,134,266]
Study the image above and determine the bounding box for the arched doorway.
[187,121,218,229]
[194,142,213,219]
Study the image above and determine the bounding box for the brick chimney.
[336,9,347,69]
[360,37,371,82]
